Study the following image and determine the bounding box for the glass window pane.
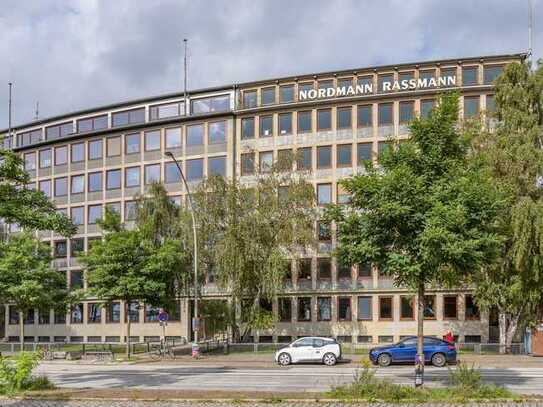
[106,137,121,157]
[71,175,84,194]
[378,74,393,93]
[208,121,226,144]
[88,140,102,160]
[317,109,331,130]
[317,297,331,321]
[279,113,292,135]
[145,164,161,184]
[421,100,435,119]
[145,130,161,151]
[106,169,121,190]
[211,95,229,112]
[357,143,372,163]
[486,95,496,113]
[165,162,181,183]
[462,66,478,85]
[150,102,181,120]
[379,297,393,319]
[298,111,312,133]
[317,183,331,205]
[337,108,351,129]
[71,143,84,162]
[54,177,67,196]
[399,101,414,123]
[77,118,93,133]
[401,296,414,319]
[55,146,68,165]
[88,172,102,192]
[125,167,140,187]
[297,147,312,170]
[186,125,204,146]
[71,207,84,225]
[241,117,255,139]
[260,116,273,137]
[317,146,331,168]
[165,127,182,148]
[243,91,257,108]
[484,65,503,85]
[88,204,102,224]
[24,152,36,170]
[208,156,226,177]
[261,87,276,105]
[259,151,273,173]
[125,133,140,154]
[39,149,51,168]
[357,105,372,127]
[241,153,255,175]
[125,201,137,221]
[186,159,204,181]
[378,104,393,125]
[358,296,372,320]
[280,85,294,103]
[464,97,479,118]
[337,144,352,167]
[39,180,51,197]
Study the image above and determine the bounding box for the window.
[338,297,351,321]
[241,153,254,175]
[70,175,84,194]
[277,149,292,171]
[70,270,83,290]
[400,296,414,319]
[39,149,51,168]
[186,159,204,181]
[17,129,42,147]
[54,146,68,165]
[399,101,414,123]
[462,66,478,85]
[317,145,331,169]
[465,335,481,343]
[243,90,257,108]
[444,295,458,319]
[39,180,51,198]
[420,69,436,86]
[278,298,292,322]
[484,65,503,85]
[106,169,121,190]
[71,238,84,257]
[88,204,102,224]
[106,302,121,323]
[378,73,393,93]
[71,207,84,225]
[106,137,121,157]
[358,335,373,343]
[317,221,331,242]
[88,172,102,192]
[88,303,102,323]
[126,302,140,322]
[338,77,353,89]
[337,144,352,167]
[125,133,140,154]
[280,85,294,103]
[297,111,312,133]
[317,183,331,205]
[464,96,479,118]
[77,115,108,132]
[241,117,255,139]
[424,295,436,319]
[46,122,73,140]
[337,107,352,129]
[150,101,184,120]
[298,82,314,96]
[358,296,372,320]
[261,87,276,105]
[297,297,311,321]
[486,95,496,113]
[317,258,331,279]
[378,141,391,160]
[165,127,182,148]
[145,305,160,322]
[191,95,229,114]
[71,304,83,324]
[209,121,226,144]
[279,113,292,135]
[54,309,66,325]
[317,109,331,131]
[107,202,121,215]
[38,309,50,325]
[358,75,373,92]
[8,306,19,324]
[297,147,312,171]
[421,99,435,119]
[125,201,137,221]
[317,297,331,321]
[399,71,414,83]
[71,143,84,162]
[378,103,393,125]
[145,164,160,184]
[88,140,102,160]
[54,240,67,258]
[208,156,226,177]
[259,151,273,173]
[337,184,350,204]
[260,115,273,137]
[112,108,145,127]
[298,258,312,281]
[318,80,333,91]
[465,295,480,319]
[54,177,68,197]
[337,261,351,280]
[440,67,457,86]
[23,152,36,171]
[379,297,393,320]
[165,162,181,183]
[145,130,161,151]
[357,143,372,163]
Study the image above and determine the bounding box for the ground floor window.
[145,305,160,322]
[465,295,480,320]
[71,304,83,324]
[443,295,458,319]
[357,296,372,320]
[338,297,351,321]
[106,302,121,323]
[423,295,436,319]
[317,297,331,321]
[400,296,414,320]
[297,297,311,321]
[279,298,292,322]
[8,306,18,324]
[38,309,50,325]
[88,303,102,323]
[379,296,393,320]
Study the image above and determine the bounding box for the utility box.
[532,324,543,356]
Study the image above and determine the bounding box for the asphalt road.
[34,362,543,395]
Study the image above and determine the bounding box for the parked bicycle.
[149,342,176,360]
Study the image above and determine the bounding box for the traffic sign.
[158,310,169,322]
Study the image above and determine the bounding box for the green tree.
[192,156,316,341]
[327,93,502,383]
[84,186,189,358]
[471,61,543,352]
[0,149,75,236]
[0,233,73,351]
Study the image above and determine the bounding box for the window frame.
[378,296,393,320]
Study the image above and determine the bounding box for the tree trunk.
[505,314,519,354]
[415,282,425,387]
[498,312,507,354]
[126,316,131,360]
[19,311,24,352]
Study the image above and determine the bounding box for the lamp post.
[165,151,199,345]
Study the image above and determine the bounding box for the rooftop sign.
[299,75,456,101]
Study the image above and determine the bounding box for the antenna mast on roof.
[183,38,188,115]
[528,0,534,69]
[35,101,39,121]
[8,83,12,141]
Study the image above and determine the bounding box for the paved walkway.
[2,402,543,407]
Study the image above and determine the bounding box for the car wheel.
[322,352,337,366]
[377,353,392,367]
[431,353,446,367]
[277,352,291,366]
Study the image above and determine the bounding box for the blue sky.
[1,0,541,129]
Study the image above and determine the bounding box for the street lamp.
[165,151,199,346]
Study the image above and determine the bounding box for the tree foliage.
[471,61,543,350]
[0,149,75,236]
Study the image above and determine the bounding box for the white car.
[274,337,342,366]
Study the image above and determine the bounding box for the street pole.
[164,152,198,345]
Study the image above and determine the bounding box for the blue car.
[369,336,456,367]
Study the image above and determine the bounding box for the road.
[35,362,543,395]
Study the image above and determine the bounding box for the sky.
[1,0,541,129]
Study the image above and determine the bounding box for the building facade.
[0,53,525,345]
